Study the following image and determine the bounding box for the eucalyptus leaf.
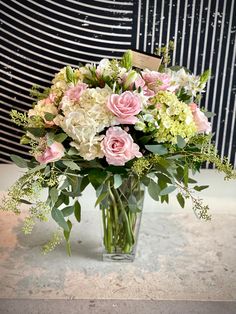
[177,193,185,208]
[49,187,58,206]
[62,160,80,171]
[10,155,28,168]
[114,174,122,189]
[88,169,107,189]
[26,164,46,174]
[177,135,186,149]
[145,144,168,155]
[61,205,74,217]
[74,200,81,222]
[95,191,108,207]
[44,112,56,121]
[193,185,209,192]
[148,180,160,201]
[63,219,72,256]
[64,219,72,242]
[51,207,69,231]
[159,185,176,196]
[27,127,46,137]
[67,147,79,156]
[54,133,68,143]
[19,199,32,205]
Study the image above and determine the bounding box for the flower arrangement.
[2,49,236,258]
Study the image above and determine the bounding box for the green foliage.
[155,40,175,66]
[30,84,50,101]
[145,144,168,155]
[120,50,132,70]
[10,155,28,168]
[63,220,72,256]
[65,65,78,85]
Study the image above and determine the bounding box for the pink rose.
[134,75,155,96]
[35,142,65,164]
[101,127,142,166]
[142,71,177,93]
[43,93,57,105]
[107,91,141,124]
[65,83,87,101]
[189,103,211,134]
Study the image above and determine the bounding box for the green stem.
[107,180,119,249]
[107,210,113,253]
[112,187,133,247]
[102,207,107,249]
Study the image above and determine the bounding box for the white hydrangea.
[60,86,114,160]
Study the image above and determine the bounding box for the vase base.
[102,252,135,262]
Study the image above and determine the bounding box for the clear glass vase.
[100,175,145,262]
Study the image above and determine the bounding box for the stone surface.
[0,165,236,303]
[0,300,236,314]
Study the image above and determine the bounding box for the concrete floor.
[0,165,236,313]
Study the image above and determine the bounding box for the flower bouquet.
[3,50,235,261]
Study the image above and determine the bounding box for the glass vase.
[100,175,145,262]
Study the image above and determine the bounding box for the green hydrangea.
[151,91,197,144]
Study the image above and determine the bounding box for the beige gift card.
[131,50,162,71]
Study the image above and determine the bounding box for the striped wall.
[0,0,236,167]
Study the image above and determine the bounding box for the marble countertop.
[0,164,236,301]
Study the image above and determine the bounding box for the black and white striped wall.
[0,0,236,167]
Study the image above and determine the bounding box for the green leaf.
[62,160,80,171]
[160,194,169,204]
[204,111,215,118]
[58,177,70,190]
[159,185,176,196]
[67,147,79,155]
[54,133,68,143]
[156,173,172,184]
[63,220,72,242]
[120,49,132,70]
[61,193,70,205]
[10,155,28,168]
[177,193,185,208]
[141,177,150,186]
[27,127,46,137]
[193,185,209,192]
[148,180,161,201]
[95,191,108,207]
[44,112,56,121]
[80,176,90,192]
[19,199,32,205]
[188,177,198,184]
[88,169,107,189]
[200,69,211,84]
[61,205,74,217]
[51,207,69,231]
[145,144,168,155]
[49,187,58,206]
[63,219,72,256]
[183,164,188,187]
[26,164,46,174]
[177,135,186,149]
[66,65,74,83]
[74,200,81,223]
[114,174,122,189]
[68,176,80,194]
